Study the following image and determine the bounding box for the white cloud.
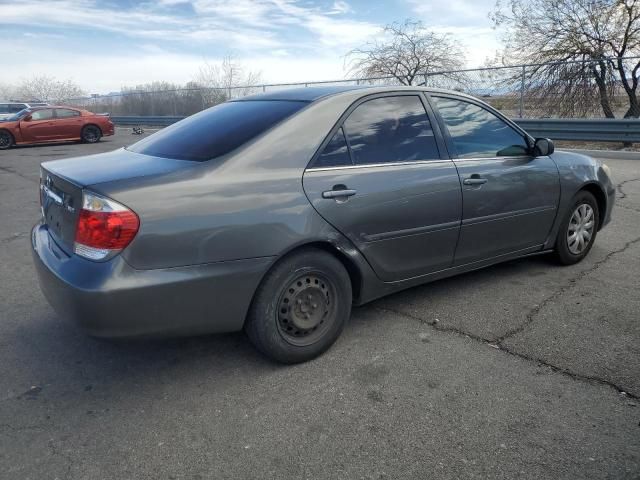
[328,1,353,15]
[0,0,503,90]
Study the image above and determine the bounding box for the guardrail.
[112,116,184,127]
[514,119,640,143]
[111,116,640,143]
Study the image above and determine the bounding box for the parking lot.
[0,130,639,479]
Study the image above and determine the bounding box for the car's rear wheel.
[245,248,352,364]
[81,125,102,143]
[0,130,14,150]
[553,190,599,265]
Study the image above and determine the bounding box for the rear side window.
[313,127,352,168]
[56,109,80,118]
[343,96,439,165]
[128,100,307,161]
[432,96,529,158]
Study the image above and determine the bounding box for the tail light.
[74,191,139,261]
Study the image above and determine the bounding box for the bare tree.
[346,20,466,86]
[194,54,262,107]
[14,75,85,102]
[492,0,640,118]
[0,83,17,101]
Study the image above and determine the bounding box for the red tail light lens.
[74,191,139,261]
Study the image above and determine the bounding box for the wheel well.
[82,123,102,134]
[0,128,14,140]
[277,242,362,302]
[580,183,607,230]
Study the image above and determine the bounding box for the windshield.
[4,108,31,121]
[127,100,307,162]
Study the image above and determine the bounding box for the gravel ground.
[0,131,639,479]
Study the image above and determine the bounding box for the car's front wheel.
[81,125,102,143]
[553,190,599,265]
[0,130,14,150]
[245,248,352,364]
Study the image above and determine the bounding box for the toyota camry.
[32,86,615,363]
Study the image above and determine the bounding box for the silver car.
[32,86,615,363]
[0,101,48,120]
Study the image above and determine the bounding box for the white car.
[0,101,49,120]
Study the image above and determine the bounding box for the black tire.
[553,190,599,265]
[245,248,352,364]
[81,125,102,143]
[0,130,14,150]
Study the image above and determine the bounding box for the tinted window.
[56,109,80,118]
[343,96,439,165]
[128,100,306,161]
[0,104,7,113]
[10,104,26,113]
[31,109,54,120]
[432,97,529,158]
[313,128,352,168]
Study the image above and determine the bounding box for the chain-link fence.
[60,57,639,119]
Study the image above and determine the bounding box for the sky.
[0,0,501,94]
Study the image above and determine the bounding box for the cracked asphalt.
[1,131,639,479]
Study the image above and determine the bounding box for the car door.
[54,108,83,138]
[303,93,462,282]
[428,95,560,265]
[19,109,58,141]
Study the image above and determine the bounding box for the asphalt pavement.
[1,130,639,479]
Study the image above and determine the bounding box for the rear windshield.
[127,100,307,161]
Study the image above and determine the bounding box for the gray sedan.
[32,86,615,363]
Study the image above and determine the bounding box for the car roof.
[235,85,369,102]
[27,105,78,110]
[233,85,478,104]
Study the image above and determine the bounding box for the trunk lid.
[40,148,193,254]
[40,167,83,254]
[42,148,193,186]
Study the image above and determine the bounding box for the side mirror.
[533,138,554,157]
[22,115,32,122]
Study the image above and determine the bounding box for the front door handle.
[463,176,488,186]
[322,188,357,199]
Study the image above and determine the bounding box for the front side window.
[343,96,439,165]
[128,100,307,162]
[432,96,529,158]
[30,109,54,121]
[56,109,80,118]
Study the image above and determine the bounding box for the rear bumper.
[31,223,273,338]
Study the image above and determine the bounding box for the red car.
[0,106,114,149]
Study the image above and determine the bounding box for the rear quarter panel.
[92,92,370,270]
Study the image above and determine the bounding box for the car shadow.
[8,251,568,404]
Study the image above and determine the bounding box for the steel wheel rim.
[276,272,337,347]
[567,203,595,255]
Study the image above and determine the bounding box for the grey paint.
[452,155,560,265]
[32,86,615,338]
[304,161,461,282]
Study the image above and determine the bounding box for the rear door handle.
[463,177,488,186]
[322,188,357,199]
